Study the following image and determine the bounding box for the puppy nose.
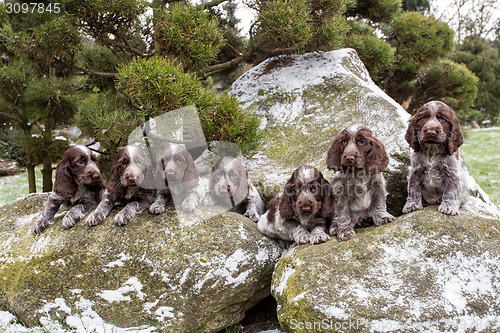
[344,156,355,163]
[424,128,437,135]
[166,171,176,178]
[298,199,313,212]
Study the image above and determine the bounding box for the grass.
[0,166,52,207]
[461,129,500,207]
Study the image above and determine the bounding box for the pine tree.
[452,36,500,124]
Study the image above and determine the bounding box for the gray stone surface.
[271,198,500,332]
[0,193,283,332]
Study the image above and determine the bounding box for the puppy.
[257,165,332,245]
[403,101,469,215]
[326,124,394,241]
[149,143,205,214]
[203,156,265,222]
[32,145,104,234]
[86,145,155,226]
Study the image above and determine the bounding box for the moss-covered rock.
[271,198,500,332]
[0,193,283,332]
[230,49,411,215]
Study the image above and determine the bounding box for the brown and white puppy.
[149,143,204,214]
[32,145,104,234]
[403,101,469,215]
[257,165,332,245]
[326,123,394,241]
[86,145,155,226]
[203,156,264,222]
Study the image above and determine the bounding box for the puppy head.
[279,165,333,219]
[108,145,152,195]
[405,101,464,154]
[54,145,104,197]
[209,156,249,205]
[327,124,389,174]
[157,144,199,189]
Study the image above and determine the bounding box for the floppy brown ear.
[319,175,333,219]
[107,155,126,197]
[181,151,199,190]
[446,111,464,155]
[53,158,78,197]
[365,136,389,174]
[279,176,296,219]
[405,114,421,152]
[326,134,343,171]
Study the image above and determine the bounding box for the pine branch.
[196,0,228,10]
[74,65,118,78]
[0,112,23,125]
[101,36,153,58]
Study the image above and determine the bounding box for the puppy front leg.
[309,218,330,245]
[244,191,262,222]
[32,193,63,234]
[331,204,355,241]
[150,189,169,214]
[86,191,115,227]
[182,192,200,212]
[283,218,310,245]
[62,199,96,229]
[438,166,460,215]
[115,196,153,225]
[371,177,394,226]
[403,167,424,213]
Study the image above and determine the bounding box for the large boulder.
[271,198,500,332]
[230,49,411,214]
[0,193,283,332]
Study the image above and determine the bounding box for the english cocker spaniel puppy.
[326,123,394,241]
[203,156,265,222]
[32,145,104,234]
[403,101,469,215]
[86,145,155,226]
[149,143,205,214]
[257,165,332,245]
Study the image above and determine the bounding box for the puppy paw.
[310,229,330,245]
[201,196,214,207]
[32,216,52,234]
[114,209,134,226]
[402,201,423,214]
[337,229,356,241]
[182,197,198,212]
[329,224,337,237]
[438,202,459,215]
[149,202,165,215]
[293,230,311,245]
[62,215,78,229]
[85,211,106,227]
[244,208,260,223]
[374,214,395,226]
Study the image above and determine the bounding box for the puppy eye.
[358,139,366,145]
[310,184,319,193]
[120,160,128,166]
[136,160,144,166]
[176,157,184,164]
[418,115,427,121]
[341,139,347,145]
[76,158,86,166]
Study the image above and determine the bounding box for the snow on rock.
[271,205,500,332]
[0,193,283,333]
